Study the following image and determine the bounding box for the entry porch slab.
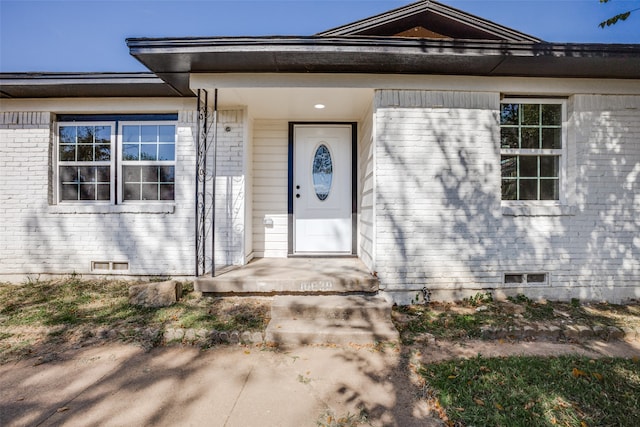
[194,257,378,294]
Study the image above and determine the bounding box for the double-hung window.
[500,100,565,201]
[56,120,176,204]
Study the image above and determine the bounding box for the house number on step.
[299,281,333,291]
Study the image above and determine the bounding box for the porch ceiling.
[211,87,374,121]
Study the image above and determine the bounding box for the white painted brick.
[373,91,640,303]
[0,109,247,278]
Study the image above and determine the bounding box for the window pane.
[500,104,519,125]
[521,128,539,149]
[140,125,157,143]
[142,166,158,182]
[520,156,538,177]
[77,126,94,143]
[60,166,78,183]
[77,145,93,161]
[59,144,76,161]
[59,126,76,143]
[95,144,111,161]
[160,184,175,200]
[141,184,158,200]
[542,128,561,149]
[124,166,141,183]
[123,125,139,143]
[124,183,140,201]
[61,184,78,201]
[79,184,96,200]
[522,104,540,125]
[123,144,139,161]
[519,179,538,200]
[96,166,110,183]
[540,156,559,177]
[542,104,561,125]
[158,143,175,161]
[95,126,111,144]
[140,144,157,161]
[500,128,519,149]
[540,179,559,200]
[501,156,517,178]
[501,179,517,200]
[97,184,110,201]
[78,166,96,182]
[159,166,175,182]
[159,125,175,143]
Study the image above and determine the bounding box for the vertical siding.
[252,120,289,257]
[358,102,375,271]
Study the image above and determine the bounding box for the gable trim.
[316,0,541,42]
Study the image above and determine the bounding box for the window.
[500,100,564,201]
[56,120,176,203]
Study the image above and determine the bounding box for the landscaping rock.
[607,326,624,341]
[129,280,182,308]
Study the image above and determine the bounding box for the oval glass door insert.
[312,144,333,201]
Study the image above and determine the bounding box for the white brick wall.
[0,108,247,279]
[374,90,640,303]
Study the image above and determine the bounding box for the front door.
[293,124,352,254]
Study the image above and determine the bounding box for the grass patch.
[393,295,640,343]
[420,355,640,427]
[0,277,270,363]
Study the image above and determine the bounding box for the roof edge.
[315,0,542,42]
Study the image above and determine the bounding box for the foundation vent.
[92,261,130,272]
[504,273,548,285]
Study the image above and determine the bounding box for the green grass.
[393,295,640,342]
[420,355,640,427]
[0,277,270,362]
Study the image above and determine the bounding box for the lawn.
[419,354,640,427]
[0,276,270,363]
[393,292,640,343]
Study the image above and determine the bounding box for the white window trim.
[54,120,177,208]
[55,121,117,204]
[117,121,177,204]
[500,98,571,216]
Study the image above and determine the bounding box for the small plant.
[464,291,493,307]
[571,298,581,308]
[507,294,532,304]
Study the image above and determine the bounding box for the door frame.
[287,122,357,256]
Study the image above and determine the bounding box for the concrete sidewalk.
[0,343,441,427]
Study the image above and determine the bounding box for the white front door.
[294,125,352,254]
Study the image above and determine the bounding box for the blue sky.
[1,0,639,72]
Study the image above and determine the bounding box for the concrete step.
[271,295,392,322]
[265,295,399,347]
[195,258,378,294]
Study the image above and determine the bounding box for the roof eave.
[0,72,185,99]
[126,37,640,95]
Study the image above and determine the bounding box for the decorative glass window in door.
[312,144,333,201]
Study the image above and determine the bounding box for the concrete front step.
[271,295,393,322]
[195,258,378,294]
[265,295,400,346]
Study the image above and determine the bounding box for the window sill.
[501,203,575,217]
[49,204,175,214]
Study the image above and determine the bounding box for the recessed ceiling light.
[314,104,326,109]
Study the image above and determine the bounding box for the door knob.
[296,194,300,198]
